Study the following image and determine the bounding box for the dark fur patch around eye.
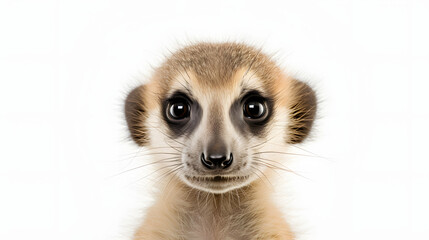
[229,91,274,138]
[125,85,149,145]
[287,80,317,144]
[161,92,203,137]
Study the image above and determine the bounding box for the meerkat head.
[125,42,317,194]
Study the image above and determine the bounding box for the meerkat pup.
[125,42,317,240]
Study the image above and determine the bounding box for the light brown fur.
[134,172,294,240]
[125,42,317,240]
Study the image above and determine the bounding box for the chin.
[181,174,254,194]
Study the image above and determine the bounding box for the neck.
[134,174,294,239]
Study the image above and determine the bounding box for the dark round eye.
[167,99,190,120]
[243,98,267,119]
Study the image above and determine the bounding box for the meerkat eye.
[167,98,190,121]
[243,97,267,120]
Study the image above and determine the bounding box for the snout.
[200,137,234,170]
[201,152,233,170]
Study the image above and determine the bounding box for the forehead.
[167,68,266,100]
[153,43,285,104]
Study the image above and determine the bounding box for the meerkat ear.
[287,80,317,144]
[125,85,149,146]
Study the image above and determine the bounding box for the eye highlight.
[167,98,190,121]
[243,96,268,121]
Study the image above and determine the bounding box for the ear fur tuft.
[287,80,317,144]
[125,85,149,145]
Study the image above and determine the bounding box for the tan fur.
[134,172,294,240]
[125,42,317,240]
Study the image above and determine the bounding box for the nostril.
[202,152,233,169]
[201,153,215,169]
[221,153,233,169]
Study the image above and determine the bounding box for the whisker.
[250,165,273,189]
[246,135,277,150]
[160,167,183,199]
[253,159,310,180]
[109,158,181,178]
[135,152,182,156]
[253,165,273,187]
[252,151,321,158]
[157,165,183,186]
[253,158,294,172]
[290,145,331,160]
[145,121,187,147]
[131,163,182,185]
[164,140,183,154]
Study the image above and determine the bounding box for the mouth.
[185,175,250,182]
[184,175,251,193]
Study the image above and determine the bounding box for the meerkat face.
[157,69,278,193]
[125,43,316,194]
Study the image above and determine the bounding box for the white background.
[1,0,429,239]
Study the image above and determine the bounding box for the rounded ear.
[287,80,317,144]
[124,85,149,145]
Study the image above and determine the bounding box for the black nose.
[201,153,233,170]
